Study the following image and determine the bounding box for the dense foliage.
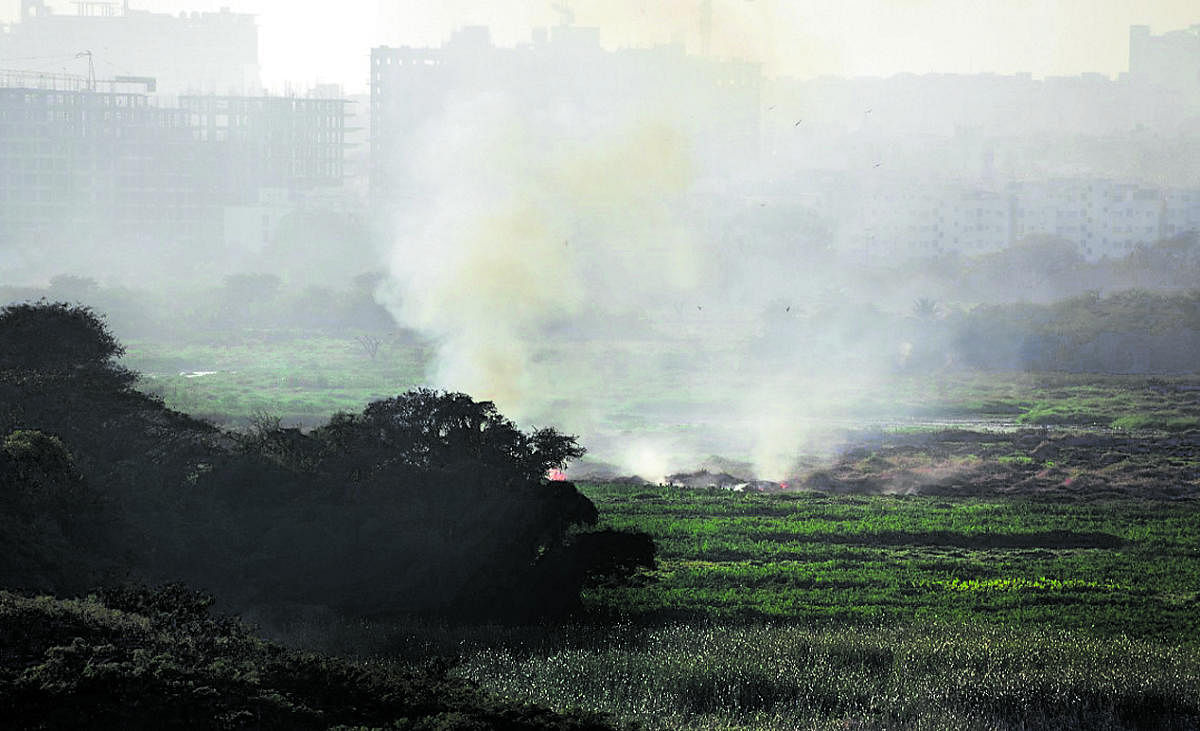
[0,301,125,374]
[956,289,1200,373]
[0,302,653,621]
[0,586,616,729]
[314,389,586,486]
[5,291,1198,728]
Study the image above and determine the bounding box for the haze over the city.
[3,0,1199,478]
[3,0,1199,91]
[5,4,1200,727]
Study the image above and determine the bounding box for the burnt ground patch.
[797,429,1200,500]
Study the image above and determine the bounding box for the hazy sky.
[1,1,1197,92]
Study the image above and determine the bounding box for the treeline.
[0,301,654,622]
[955,289,1200,373]
[884,233,1200,308]
[759,288,1200,375]
[0,271,399,341]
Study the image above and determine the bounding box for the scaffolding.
[0,68,88,91]
[71,2,123,17]
[0,69,158,95]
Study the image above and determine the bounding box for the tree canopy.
[0,301,124,373]
[315,388,586,485]
[0,301,651,622]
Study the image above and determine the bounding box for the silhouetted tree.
[355,334,382,360]
[0,303,651,622]
[315,389,585,485]
[571,529,657,584]
[0,429,96,524]
[0,301,126,377]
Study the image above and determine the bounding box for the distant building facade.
[179,94,347,198]
[756,21,1200,263]
[827,177,1200,263]
[0,71,348,276]
[1129,24,1200,96]
[1010,179,1173,259]
[833,180,1011,262]
[0,76,216,252]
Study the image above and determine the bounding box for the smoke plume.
[379,49,904,481]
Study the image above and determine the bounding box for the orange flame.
[547,468,568,481]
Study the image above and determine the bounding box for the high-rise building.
[0,75,217,253]
[0,71,349,280]
[1129,24,1200,96]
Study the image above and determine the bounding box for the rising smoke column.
[382,91,701,423]
[379,46,908,481]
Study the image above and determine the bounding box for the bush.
[0,303,657,625]
[0,429,91,518]
[0,587,618,729]
[0,301,124,374]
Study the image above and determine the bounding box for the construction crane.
[552,0,574,27]
[74,50,95,91]
[71,1,120,16]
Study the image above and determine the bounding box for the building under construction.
[1,0,260,96]
[0,69,349,280]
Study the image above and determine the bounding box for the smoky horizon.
[2,1,1200,479]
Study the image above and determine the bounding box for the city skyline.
[1,0,1197,94]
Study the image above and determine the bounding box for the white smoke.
[379,66,903,480]
[383,91,702,418]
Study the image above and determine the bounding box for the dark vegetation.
[767,234,1200,376]
[452,620,1200,730]
[4,293,1199,728]
[954,288,1200,373]
[0,299,653,619]
[7,233,1200,385]
[0,271,398,341]
[0,301,653,727]
[0,585,615,729]
[288,477,1200,729]
[839,287,1200,375]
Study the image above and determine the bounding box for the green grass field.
[119,334,1200,728]
[375,485,1200,729]
[122,335,1200,439]
[450,621,1199,730]
[123,333,431,427]
[578,485,1200,641]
